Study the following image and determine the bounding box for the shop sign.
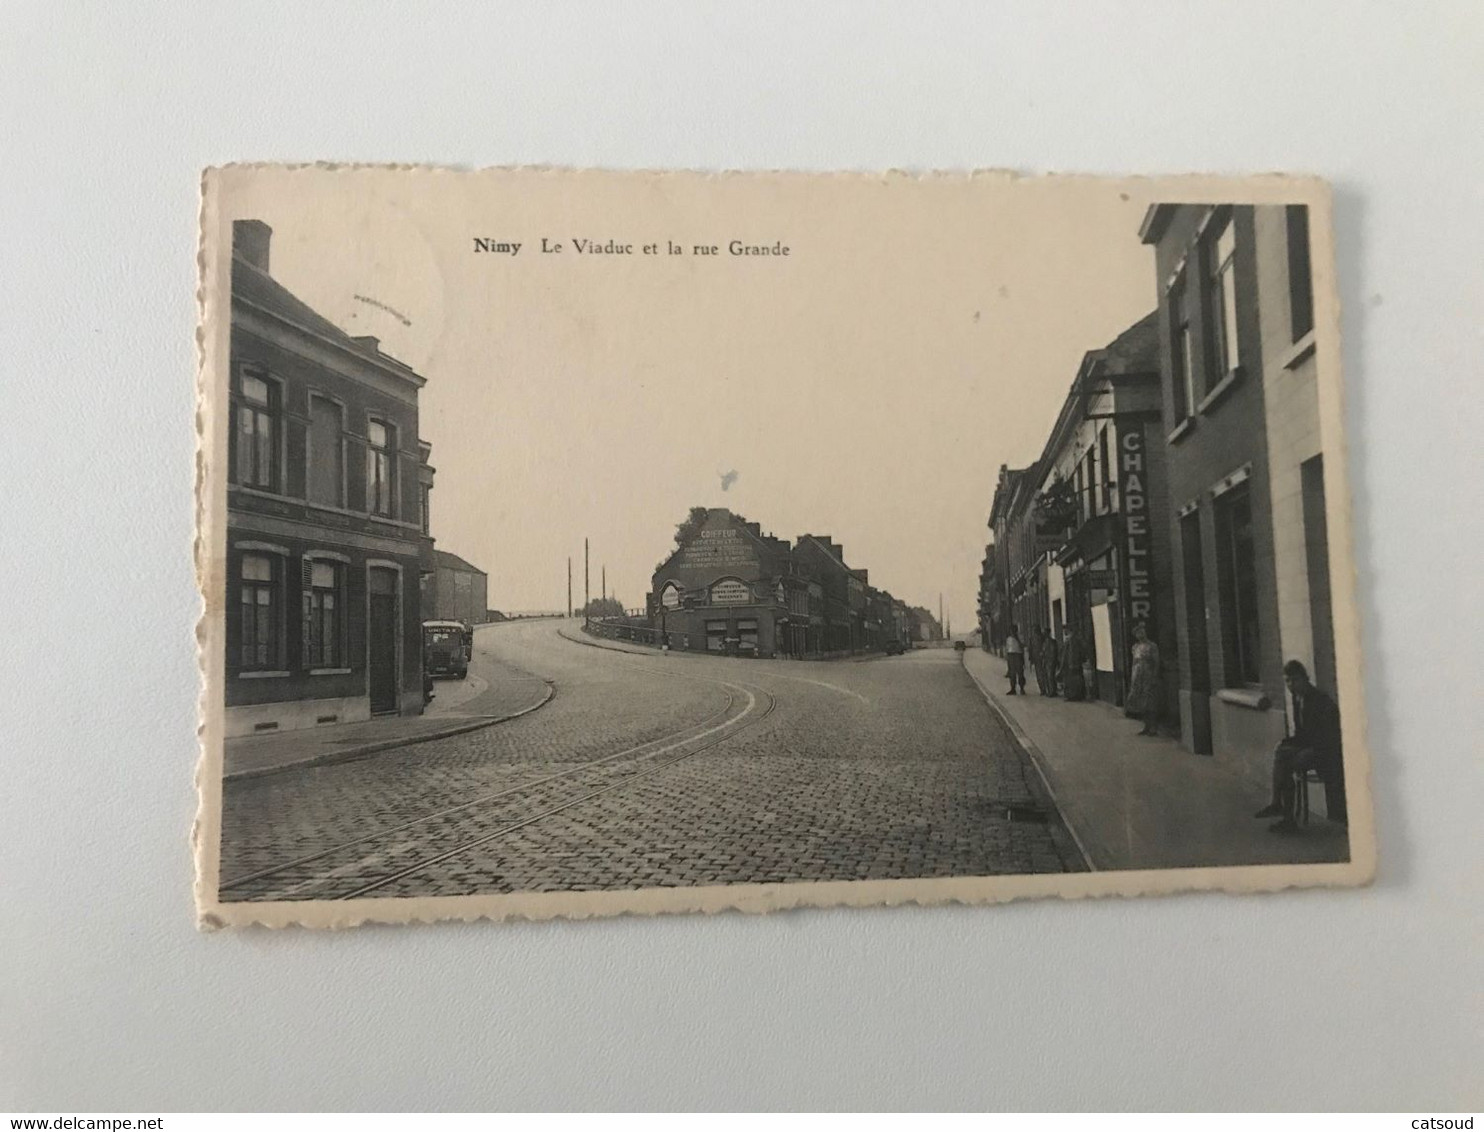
[1120,426,1154,624]
[710,578,752,605]
[1084,569,1116,589]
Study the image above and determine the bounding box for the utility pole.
[566,557,572,617]
[602,565,607,605]
[584,538,590,613]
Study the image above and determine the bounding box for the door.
[368,566,399,714]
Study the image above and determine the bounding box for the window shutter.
[301,558,314,589]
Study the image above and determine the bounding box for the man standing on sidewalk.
[1005,623,1027,695]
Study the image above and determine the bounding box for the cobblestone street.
[217,620,1076,901]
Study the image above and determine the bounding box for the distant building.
[1140,203,1336,769]
[425,549,490,626]
[224,220,432,737]
[648,508,795,656]
[643,508,918,658]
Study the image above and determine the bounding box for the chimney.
[233,220,272,274]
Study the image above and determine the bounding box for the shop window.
[737,619,759,653]
[233,370,279,490]
[705,621,728,652]
[1204,214,1240,384]
[1215,484,1261,685]
[303,559,344,668]
[308,395,344,507]
[1287,205,1314,342]
[239,553,281,670]
[367,418,397,517]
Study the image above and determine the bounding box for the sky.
[220,170,1158,627]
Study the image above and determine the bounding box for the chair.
[1294,767,1326,825]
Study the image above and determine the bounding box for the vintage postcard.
[194,166,1375,929]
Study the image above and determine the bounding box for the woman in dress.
[1126,621,1160,736]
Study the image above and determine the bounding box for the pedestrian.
[1044,628,1061,696]
[1031,626,1049,694]
[1004,623,1026,695]
[1256,660,1345,833]
[1060,625,1085,701]
[1125,620,1161,736]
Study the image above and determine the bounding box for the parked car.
[884,639,907,656]
[423,619,470,679]
[953,639,967,651]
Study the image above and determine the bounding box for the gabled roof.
[434,549,485,575]
[231,253,425,387]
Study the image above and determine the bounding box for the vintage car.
[422,619,470,679]
[884,639,908,656]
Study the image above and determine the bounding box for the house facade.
[1139,203,1335,775]
[224,220,433,737]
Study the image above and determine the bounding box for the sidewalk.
[222,654,553,781]
[961,648,1350,871]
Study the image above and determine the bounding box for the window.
[367,419,396,517]
[1169,273,1196,420]
[234,371,278,489]
[303,559,343,668]
[705,620,728,652]
[308,396,344,507]
[1096,426,1110,513]
[1205,215,1240,382]
[737,619,759,653]
[239,553,280,670]
[1286,205,1314,341]
[1083,448,1096,522]
[1215,484,1261,685]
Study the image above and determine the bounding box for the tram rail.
[218,665,776,902]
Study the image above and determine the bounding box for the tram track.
[220,662,778,902]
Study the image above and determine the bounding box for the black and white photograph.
[195,167,1373,926]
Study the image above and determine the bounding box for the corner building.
[648,509,797,656]
[224,220,434,737]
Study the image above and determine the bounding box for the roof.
[434,549,486,575]
[231,253,425,386]
[1100,310,1160,373]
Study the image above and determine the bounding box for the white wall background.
[3,1,1480,1112]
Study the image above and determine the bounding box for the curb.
[959,653,1097,873]
[223,680,556,784]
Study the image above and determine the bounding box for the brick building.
[648,509,797,656]
[1139,203,1336,772]
[645,508,914,658]
[224,220,433,737]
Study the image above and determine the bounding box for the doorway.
[368,566,399,715]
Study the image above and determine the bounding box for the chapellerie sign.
[1120,426,1154,624]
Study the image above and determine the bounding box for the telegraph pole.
[566,557,572,617]
[602,565,607,605]
[584,538,590,613]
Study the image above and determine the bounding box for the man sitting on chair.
[1256,660,1344,833]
